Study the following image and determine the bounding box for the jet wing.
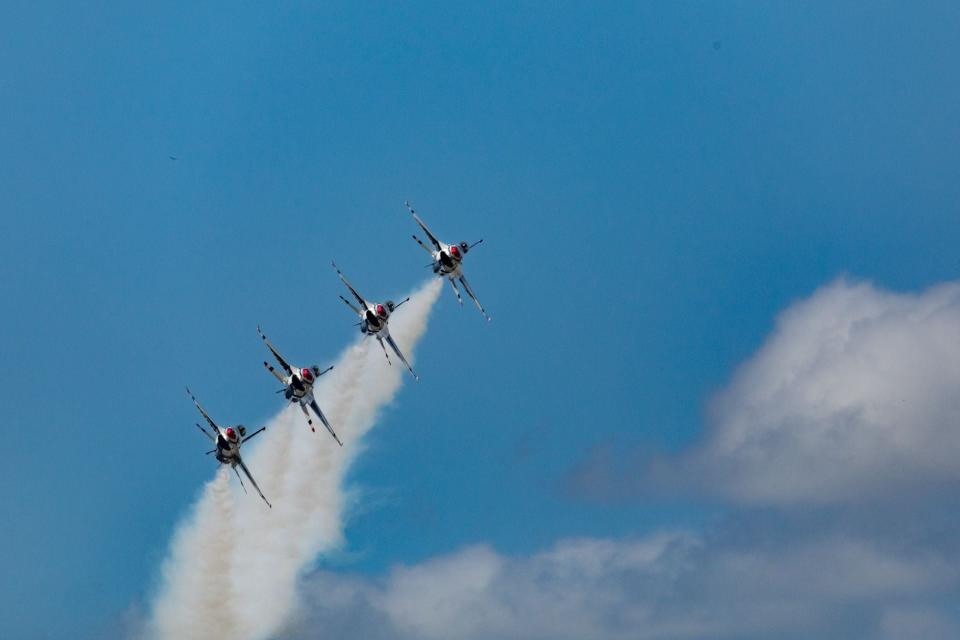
[241,426,266,444]
[257,325,293,374]
[457,274,491,321]
[186,387,220,434]
[237,456,272,508]
[405,201,442,251]
[332,261,368,308]
[384,334,419,381]
[309,399,343,447]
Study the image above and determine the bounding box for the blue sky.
[2,3,960,638]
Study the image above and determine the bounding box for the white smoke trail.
[145,279,442,640]
[149,469,239,639]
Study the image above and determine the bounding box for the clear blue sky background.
[2,2,959,638]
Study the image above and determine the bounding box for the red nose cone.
[376,304,386,316]
[301,368,313,381]
[450,245,459,256]
[225,427,236,440]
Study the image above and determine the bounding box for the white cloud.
[683,278,960,505]
[284,529,960,640]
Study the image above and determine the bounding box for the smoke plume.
[145,279,442,639]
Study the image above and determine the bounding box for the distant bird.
[169,155,178,161]
[712,40,722,51]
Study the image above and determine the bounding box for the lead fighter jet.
[332,260,419,380]
[257,326,342,446]
[406,201,490,321]
[186,386,271,508]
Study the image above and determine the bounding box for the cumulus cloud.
[570,278,960,506]
[691,278,960,505]
[282,527,960,640]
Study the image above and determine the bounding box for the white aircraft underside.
[257,326,342,446]
[186,387,272,508]
[332,260,419,380]
[405,201,490,321]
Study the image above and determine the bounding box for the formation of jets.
[186,202,490,507]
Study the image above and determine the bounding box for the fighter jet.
[257,326,342,446]
[186,386,271,508]
[332,260,419,380]
[406,200,490,321]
